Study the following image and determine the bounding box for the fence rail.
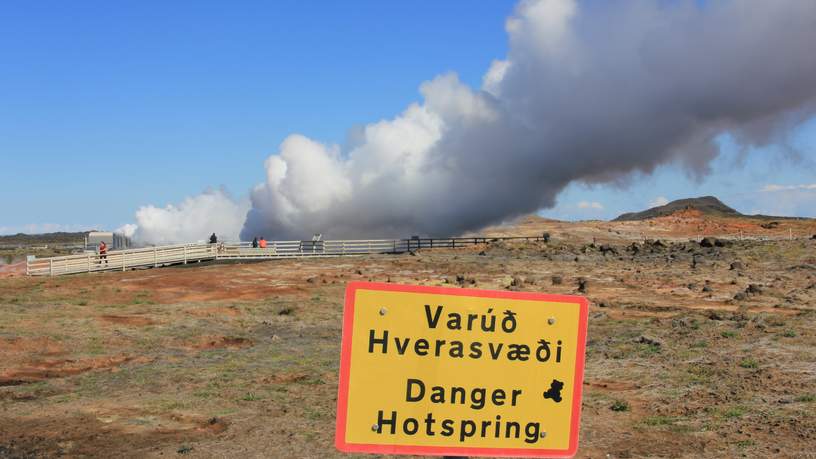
[26,243,218,276]
[26,236,544,276]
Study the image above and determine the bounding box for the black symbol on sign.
[543,379,564,403]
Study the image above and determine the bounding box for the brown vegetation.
[0,213,814,457]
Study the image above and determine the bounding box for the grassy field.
[1,225,815,457]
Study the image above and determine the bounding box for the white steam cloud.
[132,189,249,244]
[133,0,816,243]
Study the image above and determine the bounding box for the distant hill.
[0,231,89,246]
[613,196,741,221]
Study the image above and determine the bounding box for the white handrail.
[26,236,539,276]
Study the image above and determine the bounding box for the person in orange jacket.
[258,237,267,248]
[98,240,108,265]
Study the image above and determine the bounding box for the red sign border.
[335,281,589,458]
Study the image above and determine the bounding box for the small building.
[85,231,132,251]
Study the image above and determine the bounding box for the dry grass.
[1,219,815,458]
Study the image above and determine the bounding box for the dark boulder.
[746,284,763,295]
[599,244,618,255]
[577,277,588,293]
[634,335,662,347]
[707,310,725,320]
[645,239,666,248]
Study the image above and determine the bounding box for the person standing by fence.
[259,237,267,249]
[98,240,108,266]
[209,233,218,244]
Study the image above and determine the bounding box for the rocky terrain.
[0,206,814,458]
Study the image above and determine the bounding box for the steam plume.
[133,189,249,244]
[136,0,816,243]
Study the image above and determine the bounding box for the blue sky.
[1,1,814,235]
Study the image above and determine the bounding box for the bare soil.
[1,214,815,458]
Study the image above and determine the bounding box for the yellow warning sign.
[335,282,588,457]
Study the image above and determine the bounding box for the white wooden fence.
[215,240,405,259]
[26,243,218,276]
[26,236,544,276]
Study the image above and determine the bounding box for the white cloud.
[482,59,510,96]
[115,223,138,239]
[505,0,577,59]
[577,201,604,210]
[760,183,816,192]
[130,0,816,241]
[237,0,816,239]
[131,189,250,245]
[649,196,670,207]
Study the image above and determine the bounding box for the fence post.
[154,247,158,267]
[123,251,127,272]
[184,245,188,264]
[452,239,455,249]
